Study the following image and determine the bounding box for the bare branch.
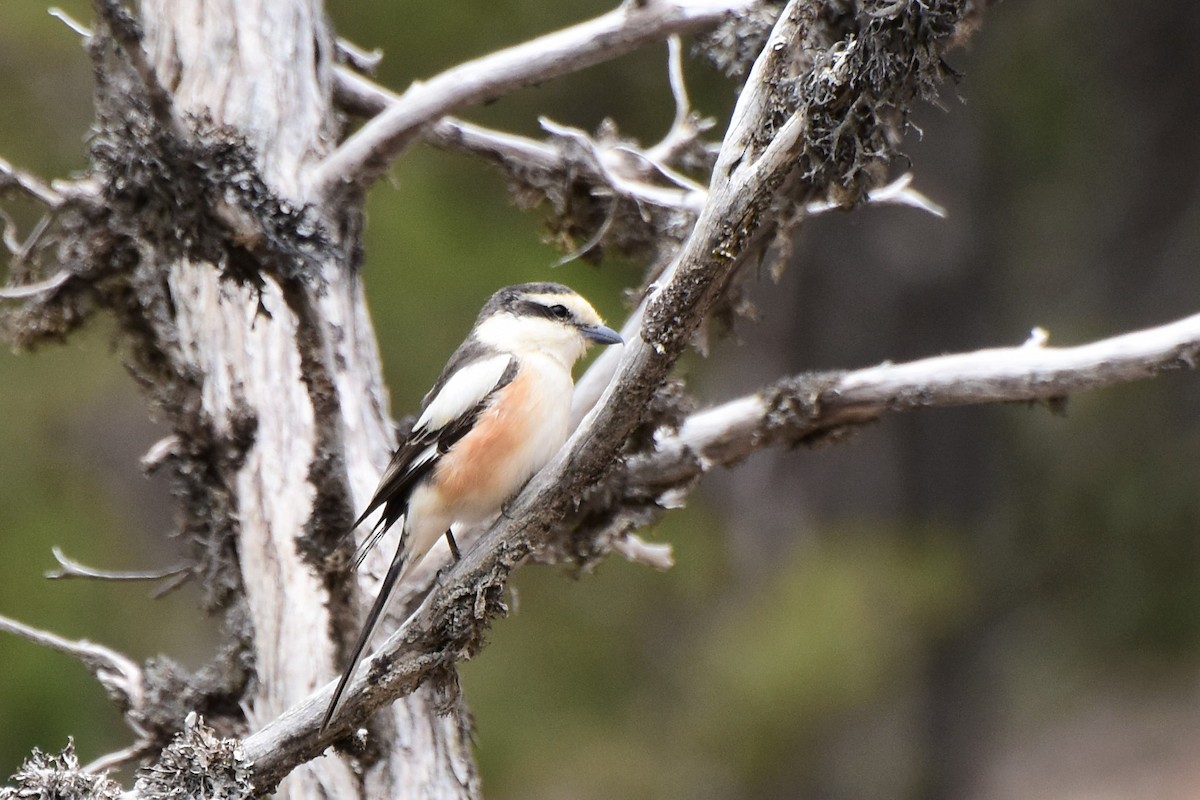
[335,66,567,175]
[49,7,94,38]
[334,37,382,75]
[313,0,760,199]
[284,0,989,751]
[81,741,157,775]
[45,545,192,587]
[0,157,64,209]
[235,1,852,777]
[340,65,713,219]
[0,612,146,729]
[632,312,1200,493]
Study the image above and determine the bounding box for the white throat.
[474,313,586,368]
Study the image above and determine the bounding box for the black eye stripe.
[516,299,574,322]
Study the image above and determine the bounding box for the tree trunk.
[136,0,476,796]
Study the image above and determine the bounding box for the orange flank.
[433,366,539,515]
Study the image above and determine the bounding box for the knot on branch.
[2,740,122,800]
[761,370,847,445]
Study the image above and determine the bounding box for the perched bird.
[322,282,622,730]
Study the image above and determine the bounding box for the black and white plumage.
[322,282,622,731]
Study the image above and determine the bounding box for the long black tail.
[320,537,409,732]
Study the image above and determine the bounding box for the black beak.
[581,324,623,345]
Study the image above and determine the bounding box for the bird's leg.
[443,529,462,562]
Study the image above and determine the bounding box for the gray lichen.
[0,741,122,800]
[134,715,253,800]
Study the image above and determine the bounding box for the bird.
[321,282,623,731]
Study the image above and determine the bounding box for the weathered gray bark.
[131,1,476,796]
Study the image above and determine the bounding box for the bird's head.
[473,282,623,367]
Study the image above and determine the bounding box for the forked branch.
[314,0,760,199]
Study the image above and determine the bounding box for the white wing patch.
[415,353,514,434]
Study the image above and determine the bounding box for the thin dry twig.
[611,533,675,570]
[313,0,759,198]
[49,6,94,38]
[0,271,71,300]
[0,158,64,209]
[0,611,147,729]
[45,545,192,585]
[81,741,158,775]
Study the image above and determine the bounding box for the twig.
[665,35,691,133]
[0,270,71,300]
[806,172,947,217]
[539,116,707,213]
[553,198,619,267]
[0,157,64,208]
[334,37,382,74]
[0,208,21,255]
[81,741,157,775]
[313,0,759,199]
[45,545,192,586]
[645,34,715,165]
[0,611,146,726]
[49,6,94,38]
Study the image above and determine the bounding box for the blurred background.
[3,1,1200,798]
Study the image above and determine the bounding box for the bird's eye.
[548,304,571,320]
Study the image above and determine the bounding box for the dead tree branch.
[0,612,147,735]
[314,0,761,200]
[634,313,1200,492]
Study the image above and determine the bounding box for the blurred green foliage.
[3,1,1200,798]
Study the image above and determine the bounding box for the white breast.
[407,350,574,553]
